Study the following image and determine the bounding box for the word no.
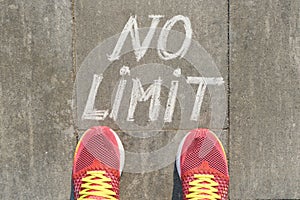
[107,15,192,61]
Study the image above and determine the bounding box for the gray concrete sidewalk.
[0,0,299,199]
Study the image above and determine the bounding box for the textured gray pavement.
[0,0,299,199]
[0,1,75,199]
[229,1,300,199]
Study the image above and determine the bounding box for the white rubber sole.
[109,128,125,175]
[175,131,191,178]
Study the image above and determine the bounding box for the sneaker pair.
[71,126,229,200]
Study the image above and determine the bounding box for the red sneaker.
[176,129,229,200]
[71,126,124,200]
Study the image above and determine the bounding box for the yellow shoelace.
[186,174,221,200]
[79,171,117,200]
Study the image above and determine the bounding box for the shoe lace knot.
[79,170,117,200]
[186,174,221,200]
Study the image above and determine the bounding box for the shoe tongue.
[86,174,116,200]
[87,195,106,200]
[87,176,105,199]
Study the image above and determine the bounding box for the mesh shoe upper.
[176,129,229,200]
[71,126,124,200]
